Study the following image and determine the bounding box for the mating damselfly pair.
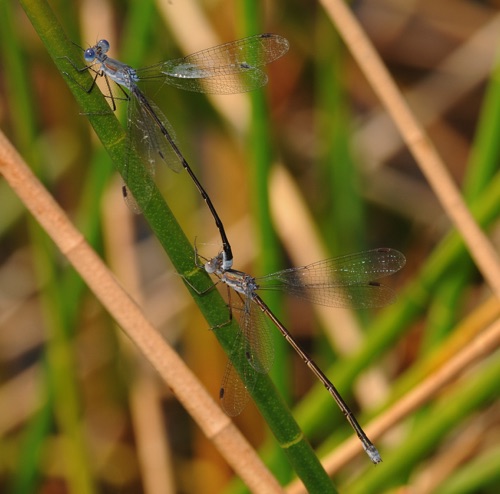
[66,33,405,464]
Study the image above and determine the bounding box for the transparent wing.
[130,89,182,173]
[219,295,274,416]
[219,322,256,417]
[219,353,256,417]
[177,34,289,71]
[241,298,275,374]
[161,70,269,95]
[257,248,406,309]
[137,33,289,94]
[121,95,155,213]
[122,88,183,213]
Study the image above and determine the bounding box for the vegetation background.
[1,0,500,493]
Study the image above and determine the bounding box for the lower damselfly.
[199,247,406,463]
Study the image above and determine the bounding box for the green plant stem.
[19,1,337,491]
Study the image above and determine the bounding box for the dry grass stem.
[0,130,284,494]
[355,12,500,169]
[320,0,500,297]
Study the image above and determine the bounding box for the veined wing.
[122,88,183,213]
[219,292,275,416]
[130,88,183,173]
[256,248,406,309]
[139,33,289,94]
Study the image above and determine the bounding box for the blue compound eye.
[84,48,95,62]
[97,39,110,53]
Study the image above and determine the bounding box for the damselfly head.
[84,39,110,63]
[204,253,224,275]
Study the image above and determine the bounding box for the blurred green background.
[2,0,500,493]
